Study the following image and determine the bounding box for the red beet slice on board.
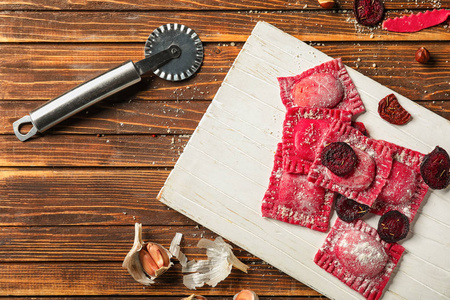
[378,93,412,125]
[354,0,385,27]
[321,142,358,177]
[334,194,370,222]
[377,210,409,243]
[420,146,450,189]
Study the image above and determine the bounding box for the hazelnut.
[415,47,430,64]
[318,0,335,9]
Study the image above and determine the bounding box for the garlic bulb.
[122,223,173,285]
[233,290,259,300]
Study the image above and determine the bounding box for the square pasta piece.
[261,143,335,232]
[371,141,429,222]
[282,107,352,174]
[278,58,365,115]
[314,218,405,300]
[308,120,393,206]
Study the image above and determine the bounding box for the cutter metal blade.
[145,23,204,81]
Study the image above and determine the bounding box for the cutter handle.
[13,61,141,141]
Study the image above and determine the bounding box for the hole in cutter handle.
[13,115,38,142]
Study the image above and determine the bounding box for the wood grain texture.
[0,262,321,296]
[0,0,448,10]
[0,100,209,135]
[0,11,449,43]
[1,43,449,103]
[0,135,190,166]
[0,169,197,226]
[0,1,448,298]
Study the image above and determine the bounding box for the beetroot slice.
[354,0,385,27]
[377,210,409,243]
[321,142,358,176]
[378,94,411,125]
[420,146,450,189]
[334,194,370,222]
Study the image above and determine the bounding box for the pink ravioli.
[282,107,352,174]
[371,141,429,222]
[278,58,365,115]
[383,9,450,33]
[261,143,335,232]
[307,120,394,206]
[315,218,405,300]
[292,73,344,108]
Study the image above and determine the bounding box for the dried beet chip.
[378,94,412,125]
[377,210,409,243]
[354,0,385,27]
[420,146,450,189]
[334,194,370,222]
[321,142,358,176]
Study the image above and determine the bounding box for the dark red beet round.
[334,194,370,222]
[354,0,385,27]
[420,146,450,190]
[321,142,358,176]
[377,210,409,243]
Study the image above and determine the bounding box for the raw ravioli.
[278,58,365,115]
[314,218,405,300]
[371,141,429,222]
[308,120,393,206]
[261,144,334,232]
[282,107,352,174]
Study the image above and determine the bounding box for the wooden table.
[0,1,448,298]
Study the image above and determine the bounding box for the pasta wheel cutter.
[13,23,203,142]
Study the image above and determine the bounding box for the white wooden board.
[158,22,450,299]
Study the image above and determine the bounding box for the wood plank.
[0,135,189,167]
[0,0,447,10]
[0,11,449,43]
[1,43,449,103]
[0,100,209,135]
[0,169,196,226]
[0,262,321,296]
[0,226,251,262]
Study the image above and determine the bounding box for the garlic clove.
[148,243,170,268]
[233,289,259,300]
[122,223,173,285]
[139,247,159,277]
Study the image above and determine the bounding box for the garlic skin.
[233,290,259,300]
[182,236,249,289]
[122,223,173,285]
